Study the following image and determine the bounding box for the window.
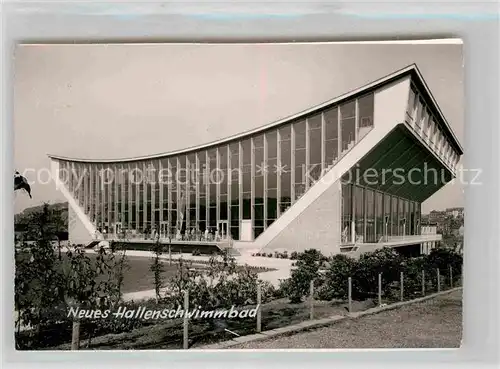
[340,100,356,155]
[407,87,416,121]
[392,197,398,236]
[253,135,264,206]
[279,126,292,213]
[294,120,306,200]
[354,185,364,242]
[341,183,352,244]
[358,93,374,140]
[241,139,251,194]
[307,114,322,186]
[421,108,429,138]
[365,188,375,242]
[428,118,436,145]
[439,134,446,156]
[229,142,240,239]
[398,199,404,236]
[375,191,384,242]
[384,194,391,238]
[414,95,422,129]
[436,130,443,154]
[324,107,339,166]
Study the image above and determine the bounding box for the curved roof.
[48,63,463,164]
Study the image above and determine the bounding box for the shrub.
[422,248,462,290]
[352,247,403,300]
[259,280,279,303]
[191,249,201,256]
[267,253,273,258]
[400,256,426,299]
[317,254,356,301]
[290,251,299,260]
[425,248,462,274]
[282,249,325,303]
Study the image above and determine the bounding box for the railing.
[376,234,442,243]
[101,231,233,244]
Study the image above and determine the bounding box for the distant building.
[421,224,438,254]
[445,207,464,218]
[428,210,447,224]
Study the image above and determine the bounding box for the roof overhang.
[48,63,463,163]
[343,124,455,203]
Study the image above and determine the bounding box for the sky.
[13,42,464,214]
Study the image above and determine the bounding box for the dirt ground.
[228,289,463,349]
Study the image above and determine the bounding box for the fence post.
[421,270,425,296]
[256,282,262,333]
[71,320,80,350]
[309,280,314,320]
[183,290,189,349]
[348,277,352,313]
[437,268,441,292]
[400,271,404,302]
[378,273,382,306]
[169,245,172,266]
[449,265,453,289]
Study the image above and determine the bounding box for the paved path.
[84,249,293,301]
[227,289,462,349]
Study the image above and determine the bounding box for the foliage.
[399,256,426,299]
[279,247,463,304]
[150,238,165,301]
[14,203,129,349]
[352,248,403,300]
[281,249,324,303]
[317,254,356,301]
[164,249,275,311]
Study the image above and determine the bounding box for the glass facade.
[406,84,460,171]
[56,91,375,242]
[55,75,460,246]
[340,182,422,244]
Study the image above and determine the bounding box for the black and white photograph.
[13,40,465,350]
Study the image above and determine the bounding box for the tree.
[14,171,32,198]
[15,203,129,349]
[150,234,165,301]
[282,249,324,303]
[15,204,63,347]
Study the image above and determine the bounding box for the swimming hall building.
[48,64,463,257]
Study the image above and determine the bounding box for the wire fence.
[16,263,462,350]
[174,265,461,349]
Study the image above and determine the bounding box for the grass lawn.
[15,252,208,294]
[51,290,462,350]
[94,254,208,294]
[229,289,463,349]
[16,251,271,294]
[53,297,350,350]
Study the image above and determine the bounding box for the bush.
[400,256,426,299]
[352,248,403,300]
[280,247,464,305]
[423,248,463,290]
[290,251,299,260]
[426,248,462,274]
[282,249,324,303]
[191,249,201,256]
[317,254,356,301]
